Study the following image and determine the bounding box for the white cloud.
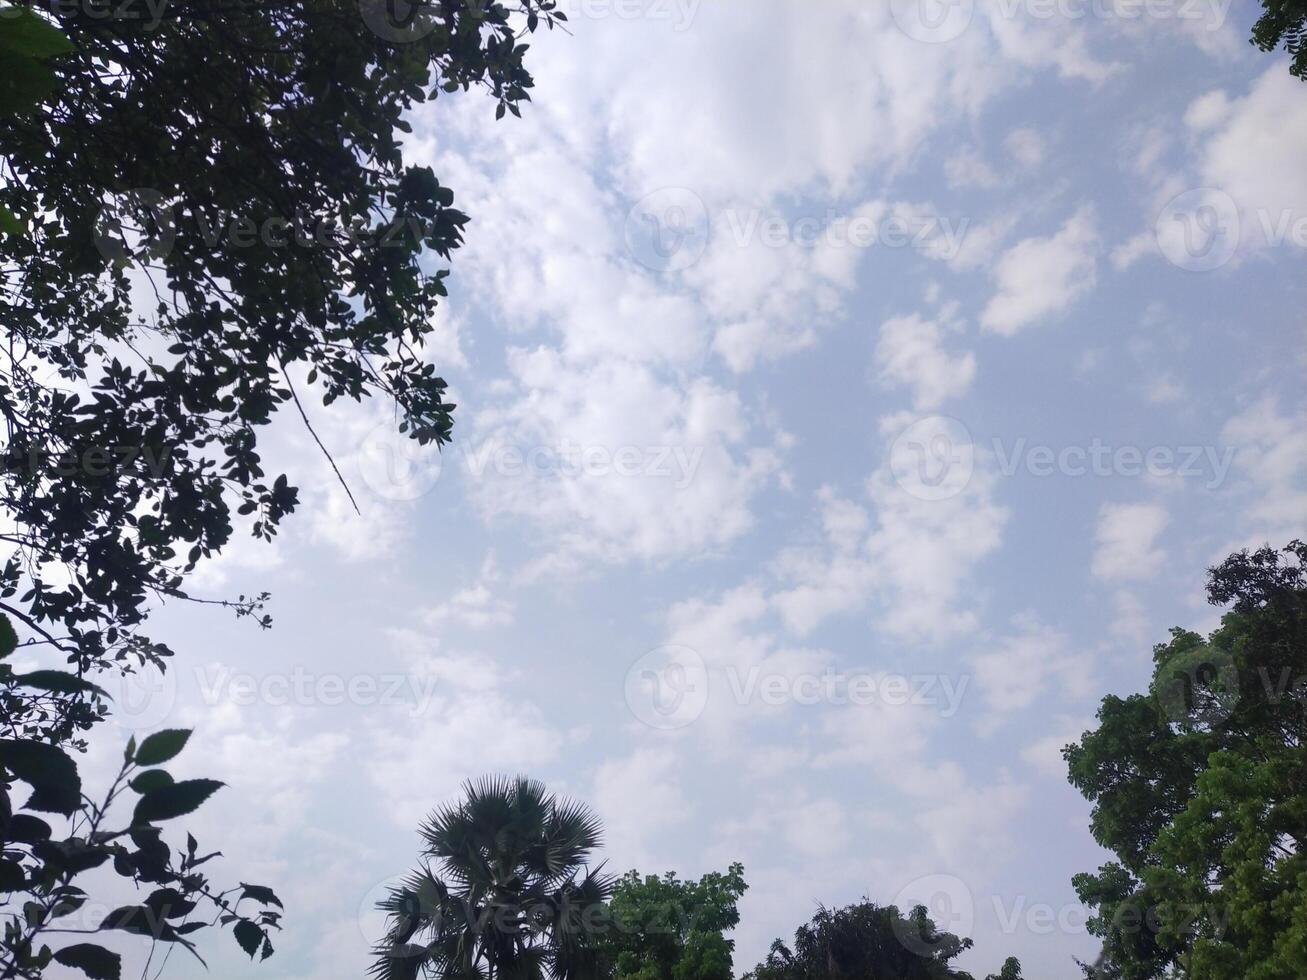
[1005,128,1046,169]
[972,615,1093,731]
[1092,502,1170,581]
[982,207,1099,335]
[464,352,785,566]
[875,314,977,410]
[423,557,516,630]
[1220,397,1307,547]
[367,635,565,828]
[1192,67,1307,252]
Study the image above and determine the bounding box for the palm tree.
[372,775,614,980]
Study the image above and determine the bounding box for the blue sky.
[81,2,1306,977]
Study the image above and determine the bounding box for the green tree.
[744,900,978,980]
[599,863,747,980]
[1253,1,1307,79]
[1,0,564,973]
[0,0,563,733]
[373,776,614,980]
[1066,541,1307,979]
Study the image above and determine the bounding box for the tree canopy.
[1,0,563,973]
[0,0,563,733]
[598,863,747,980]
[1253,0,1307,79]
[1066,541,1307,979]
[374,776,614,980]
[742,899,1018,980]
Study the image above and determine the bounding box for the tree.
[598,863,747,980]
[2,0,565,973]
[0,0,564,735]
[0,624,283,979]
[373,776,614,980]
[1253,1,1307,80]
[1065,541,1307,979]
[744,900,978,980]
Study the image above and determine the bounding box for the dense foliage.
[744,899,1024,980]
[1,0,562,974]
[0,0,562,732]
[1066,541,1307,979]
[374,776,614,980]
[1254,0,1307,79]
[599,863,747,980]
[0,619,282,979]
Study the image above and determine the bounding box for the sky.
[69,2,1307,978]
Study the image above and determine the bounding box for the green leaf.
[128,769,173,794]
[233,920,263,959]
[239,883,283,908]
[0,9,74,59]
[0,613,16,657]
[133,729,191,766]
[0,738,81,815]
[53,944,121,980]
[0,203,24,235]
[131,779,223,825]
[13,670,106,698]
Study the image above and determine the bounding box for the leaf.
[128,769,173,794]
[0,9,75,59]
[131,779,223,825]
[0,613,15,657]
[53,944,121,980]
[99,905,182,941]
[5,813,51,843]
[132,729,191,766]
[239,883,283,908]
[0,738,81,815]
[145,887,195,919]
[233,920,263,959]
[14,670,106,697]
